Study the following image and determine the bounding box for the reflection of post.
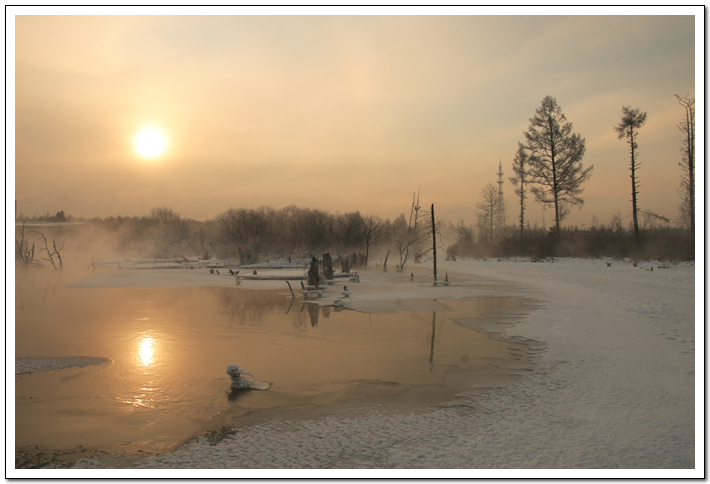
[306,304,319,327]
[429,311,436,368]
[285,297,295,314]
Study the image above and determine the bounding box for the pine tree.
[509,142,528,243]
[613,106,647,243]
[523,96,593,236]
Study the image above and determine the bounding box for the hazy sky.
[11,7,700,229]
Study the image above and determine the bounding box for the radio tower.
[497,157,504,199]
[408,187,421,232]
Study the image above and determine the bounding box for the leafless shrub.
[15,223,36,269]
[30,231,65,269]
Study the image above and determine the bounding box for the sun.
[134,127,168,159]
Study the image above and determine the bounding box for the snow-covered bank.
[59,257,699,476]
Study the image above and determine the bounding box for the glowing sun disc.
[135,127,168,158]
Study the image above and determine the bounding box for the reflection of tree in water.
[216,288,338,332]
[305,304,319,327]
[15,268,67,312]
[216,288,291,325]
[293,303,333,330]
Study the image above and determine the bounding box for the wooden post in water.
[431,203,437,283]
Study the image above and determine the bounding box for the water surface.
[15,272,527,457]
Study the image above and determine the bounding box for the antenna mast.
[408,187,421,232]
[497,157,504,200]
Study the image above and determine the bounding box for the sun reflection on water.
[139,336,155,366]
[126,336,160,408]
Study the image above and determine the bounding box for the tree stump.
[341,255,351,274]
[323,253,334,280]
[307,257,320,286]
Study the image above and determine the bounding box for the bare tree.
[332,211,365,259]
[32,231,65,269]
[116,207,196,259]
[15,222,36,269]
[455,219,475,246]
[476,183,505,245]
[609,212,624,233]
[147,207,194,258]
[218,206,276,264]
[675,94,695,234]
[614,106,648,243]
[362,214,385,268]
[393,210,431,272]
[279,205,333,258]
[638,209,670,231]
[524,96,593,235]
[509,142,528,243]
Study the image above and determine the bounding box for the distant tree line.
[446,214,693,262]
[215,205,431,268]
[16,205,441,268]
[17,199,693,267]
[16,210,80,223]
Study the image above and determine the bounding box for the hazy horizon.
[11,7,700,229]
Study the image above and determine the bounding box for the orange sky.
[11,8,701,229]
